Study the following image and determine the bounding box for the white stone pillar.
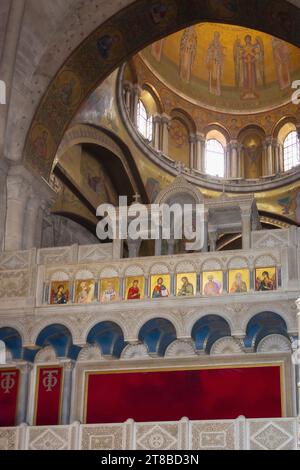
[4,172,30,251]
[195,133,205,172]
[16,362,32,425]
[0,0,26,159]
[189,134,196,169]
[167,239,176,255]
[238,144,244,178]
[0,159,8,251]
[202,209,209,253]
[131,84,141,126]
[60,360,75,425]
[273,140,280,174]
[23,195,45,250]
[123,81,133,114]
[230,140,238,178]
[127,238,142,258]
[209,231,218,252]
[266,137,274,176]
[161,114,170,156]
[278,143,284,173]
[225,144,231,178]
[241,208,251,250]
[153,114,161,151]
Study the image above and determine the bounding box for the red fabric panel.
[0,368,20,426]
[86,366,282,424]
[35,367,63,426]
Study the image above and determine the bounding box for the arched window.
[205,139,225,177]
[283,131,300,171]
[137,100,152,141]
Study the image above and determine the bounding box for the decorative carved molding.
[121,343,150,360]
[210,337,244,356]
[257,334,291,353]
[165,340,196,357]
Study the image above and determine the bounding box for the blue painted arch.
[138,318,177,356]
[87,321,126,358]
[191,315,231,354]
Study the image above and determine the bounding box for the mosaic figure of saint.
[152,277,169,298]
[205,32,226,96]
[127,280,141,300]
[101,282,118,302]
[272,37,291,90]
[177,277,194,296]
[230,272,248,294]
[151,39,165,62]
[204,275,222,296]
[234,35,265,99]
[179,26,197,83]
[256,271,276,291]
[76,281,95,304]
[51,285,68,304]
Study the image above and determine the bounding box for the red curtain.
[35,366,63,426]
[86,366,282,424]
[0,368,20,426]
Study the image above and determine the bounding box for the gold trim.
[83,362,285,423]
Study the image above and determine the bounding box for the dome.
[139,22,300,114]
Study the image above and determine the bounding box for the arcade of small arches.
[0,312,293,363]
[122,74,300,181]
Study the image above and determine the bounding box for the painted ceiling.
[140,22,300,114]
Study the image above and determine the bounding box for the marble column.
[225,145,231,178]
[278,143,284,173]
[189,134,196,169]
[229,140,238,178]
[127,238,142,258]
[16,362,32,425]
[241,208,251,250]
[209,231,218,252]
[4,171,30,251]
[167,239,176,255]
[237,144,244,178]
[0,0,26,159]
[195,133,205,172]
[131,84,141,126]
[23,195,45,250]
[123,81,133,114]
[0,159,8,251]
[265,137,274,176]
[202,209,209,253]
[60,360,75,425]
[161,114,170,156]
[153,114,161,151]
[273,141,280,174]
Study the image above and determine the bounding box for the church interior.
[0,0,300,451]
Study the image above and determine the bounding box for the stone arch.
[23,0,300,179]
[170,108,197,135]
[0,321,27,345]
[30,317,79,345]
[55,123,148,201]
[273,115,298,139]
[240,305,295,334]
[83,317,127,344]
[204,123,230,145]
[142,82,164,115]
[134,312,183,340]
[244,311,289,350]
[186,310,235,338]
[138,317,177,356]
